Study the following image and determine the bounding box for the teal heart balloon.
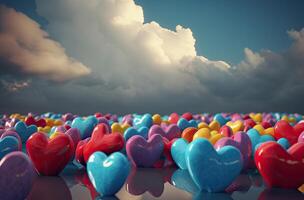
[14,121,37,143]
[87,151,130,196]
[186,138,243,192]
[277,138,290,149]
[0,136,19,159]
[133,114,153,129]
[124,127,148,141]
[247,129,275,156]
[214,113,230,126]
[71,116,98,139]
[177,118,198,131]
[171,138,188,169]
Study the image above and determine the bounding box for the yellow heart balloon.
[249,113,262,123]
[45,118,55,127]
[253,124,265,135]
[111,123,130,134]
[38,126,51,134]
[54,120,63,126]
[193,128,211,140]
[198,122,209,130]
[209,121,220,131]
[226,120,244,134]
[209,134,223,145]
[152,114,162,125]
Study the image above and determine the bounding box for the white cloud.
[0,5,91,81]
[34,0,230,94]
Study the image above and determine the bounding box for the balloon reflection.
[125,167,175,197]
[258,188,304,200]
[27,176,72,200]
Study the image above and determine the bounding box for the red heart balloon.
[274,120,304,145]
[25,116,46,127]
[219,125,233,137]
[181,112,193,121]
[26,132,74,176]
[168,113,179,124]
[162,137,176,164]
[75,138,90,166]
[255,141,304,188]
[82,124,124,162]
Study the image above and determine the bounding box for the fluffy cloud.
[0,5,91,81]
[0,0,303,114]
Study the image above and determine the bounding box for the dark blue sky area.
[1,0,304,64]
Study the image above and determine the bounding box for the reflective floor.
[26,164,304,200]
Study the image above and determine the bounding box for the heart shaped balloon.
[247,129,275,156]
[214,132,252,170]
[126,134,164,167]
[177,118,198,131]
[14,121,37,143]
[87,151,130,196]
[148,124,181,141]
[71,116,98,139]
[255,141,304,188]
[26,132,74,176]
[83,124,124,162]
[186,138,243,192]
[124,127,148,141]
[133,114,153,129]
[171,138,189,170]
[0,136,19,160]
[274,120,304,145]
[0,152,36,200]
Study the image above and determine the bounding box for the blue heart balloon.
[87,151,130,196]
[186,138,243,192]
[14,121,37,143]
[177,118,198,131]
[247,129,275,156]
[171,138,188,170]
[71,116,98,139]
[277,138,290,149]
[133,114,153,129]
[255,137,290,152]
[124,127,148,141]
[171,169,199,194]
[0,136,19,159]
[214,114,230,126]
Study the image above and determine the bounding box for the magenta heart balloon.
[214,132,252,170]
[126,134,164,168]
[148,124,181,141]
[0,152,36,200]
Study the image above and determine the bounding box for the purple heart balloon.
[148,124,181,141]
[298,131,304,143]
[62,113,75,122]
[1,130,22,150]
[126,134,164,168]
[0,152,36,200]
[65,128,81,150]
[214,132,252,170]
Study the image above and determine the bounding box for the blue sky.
[135,0,304,63]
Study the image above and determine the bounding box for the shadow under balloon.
[258,188,304,200]
[125,167,176,197]
[171,169,256,200]
[27,176,72,200]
